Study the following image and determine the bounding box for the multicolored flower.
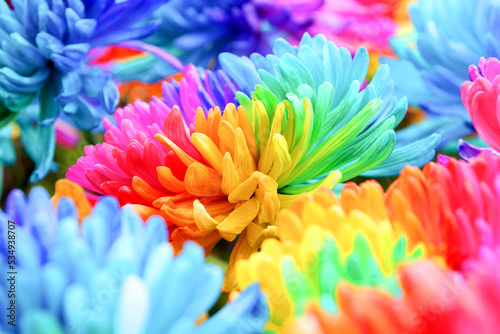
[286,253,500,334]
[234,187,424,332]
[0,184,268,334]
[0,0,168,181]
[67,33,441,291]
[220,33,441,176]
[382,0,500,145]
[459,57,500,159]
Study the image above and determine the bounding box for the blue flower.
[0,187,268,334]
[219,33,441,178]
[382,0,500,146]
[112,0,324,83]
[0,0,169,182]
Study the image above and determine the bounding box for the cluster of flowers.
[1,0,500,333]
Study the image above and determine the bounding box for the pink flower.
[462,57,500,153]
[309,0,398,53]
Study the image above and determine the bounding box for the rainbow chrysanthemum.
[286,254,500,334]
[220,33,441,177]
[235,187,424,332]
[67,33,442,290]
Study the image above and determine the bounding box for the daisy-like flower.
[0,0,168,182]
[383,0,500,146]
[0,184,268,334]
[234,188,424,332]
[220,33,441,177]
[459,57,500,160]
[287,253,500,334]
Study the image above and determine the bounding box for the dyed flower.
[112,0,323,82]
[220,33,441,176]
[68,33,440,291]
[286,253,500,334]
[459,57,500,159]
[333,151,500,271]
[0,0,168,181]
[308,0,400,54]
[383,0,500,145]
[0,185,268,334]
[234,188,424,332]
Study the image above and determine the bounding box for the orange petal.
[185,162,224,197]
[52,179,92,221]
[157,166,186,193]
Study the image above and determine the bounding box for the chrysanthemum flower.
[0,0,168,181]
[459,57,500,159]
[383,0,500,145]
[112,0,324,82]
[286,254,500,334]
[0,185,268,334]
[387,152,500,270]
[220,33,441,176]
[234,188,424,332]
[68,33,441,291]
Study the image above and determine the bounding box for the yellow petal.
[191,132,224,173]
[275,209,303,243]
[255,99,270,151]
[193,199,220,231]
[223,229,256,292]
[184,162,224,197]
[221,152,242,195]
[217,198,260,241]
[234,127,257,180]
[218,120,236,157]
[267,134,292,181]
[237,105,258,163]
[222,103,239,128]
[227,174,258,203]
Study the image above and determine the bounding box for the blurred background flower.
[0,184,268,333]
[382,0,500,148]
[285,254,500,334]
[0,0,168,182]
[109,0,408,83]
[234,187,424,332]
